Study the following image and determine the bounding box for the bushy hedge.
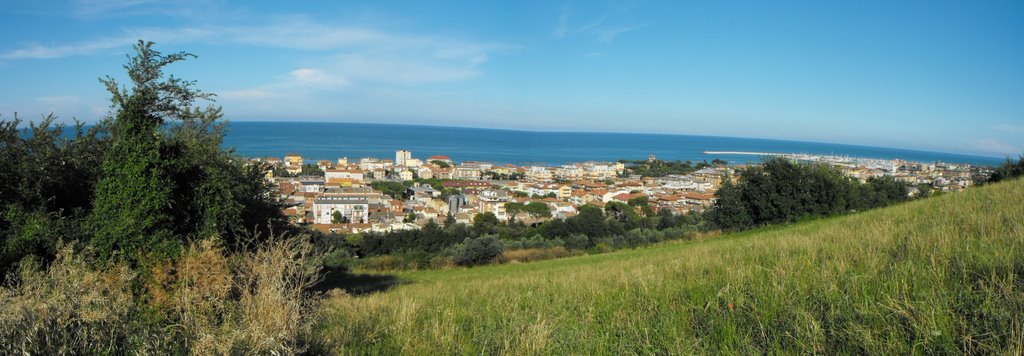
[988,154,1024,183]
[707,157,914,231]
[453,237,504,266]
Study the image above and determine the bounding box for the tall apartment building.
[396,149,412,167]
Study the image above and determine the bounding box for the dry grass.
[501,246,578,263]
[0,246,137,354]
[318,178,1024,354]
[0,234,324,355]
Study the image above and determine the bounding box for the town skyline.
[2,0,1022,157]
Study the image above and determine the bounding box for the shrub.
[322,248,353,272]
[564,233,592,250]
[503,235,565,251]
[661,226,696,241]
[361,255,410,271]
[453,237,504,266]
[429,255,455,269]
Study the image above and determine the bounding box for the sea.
[221,121,1005,167]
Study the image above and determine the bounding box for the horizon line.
[226,119,1010,160]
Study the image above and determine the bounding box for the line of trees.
[621,158,725,177]
[318,196,704,269]
[988,154,1024,183]
[706,157,913,231]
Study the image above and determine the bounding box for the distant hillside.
[318,178,1024,354]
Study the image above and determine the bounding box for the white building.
[405,158,423,168]
[359,158,389,171]
[396,150,412,167]
[527,166,553,181]
[312,196,369,224]
[453,167,482,180]
[298,177,325,193]
[324,169,365,182]
[477,190,509,220]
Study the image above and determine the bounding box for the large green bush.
[708,157,913,231]
[453,237,504,266]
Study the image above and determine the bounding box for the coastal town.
[248,150,994,235]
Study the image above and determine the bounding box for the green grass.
[317,179,1024,354]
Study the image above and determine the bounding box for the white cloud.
[32,96,82,116]
[553,13,643,43]
[73,0,160,17]
[580,17,641,42]
[2,18,512,88]
[70,0,226,19]
[36,96,81,105]
[289,68,351,88]
[1,38,130,60]
[976,138,1019,155]
[218,88,277,100]
[0,26,219,60]
[326,54,481,85]
[4,17,516,121]
[225,23,400,51]
[552,6,570,39]
[991,123,1024,134]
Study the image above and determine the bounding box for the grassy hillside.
[317,179,1024,354]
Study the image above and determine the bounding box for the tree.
[370,181,407,199]
[300,163,324,176]
[430,160,451,168]
[452,236,503,266]
[605,201,641,230]
[0,115,110,275]
[332,211,347,224]
[473,212,499,234]
[89,41,290,264]
[89,41,203,262]
[989,154,1024,183]
[505,202,526,221]
[657,208,676,230]
[568,205,608,238]
[915,183,933,198]
[524,202,552,219]
[707,179,753,231]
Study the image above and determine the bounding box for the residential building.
[284,153,303,168]
[399,170,414,181]
[325,169,364,182]
[284,153,303,175]
[312,196,369,224]
[396,149,412,167]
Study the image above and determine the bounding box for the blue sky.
[1,0,1022,157]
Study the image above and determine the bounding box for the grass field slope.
[318,179,1024,354]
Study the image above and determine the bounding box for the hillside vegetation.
[319,178,1024,354]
